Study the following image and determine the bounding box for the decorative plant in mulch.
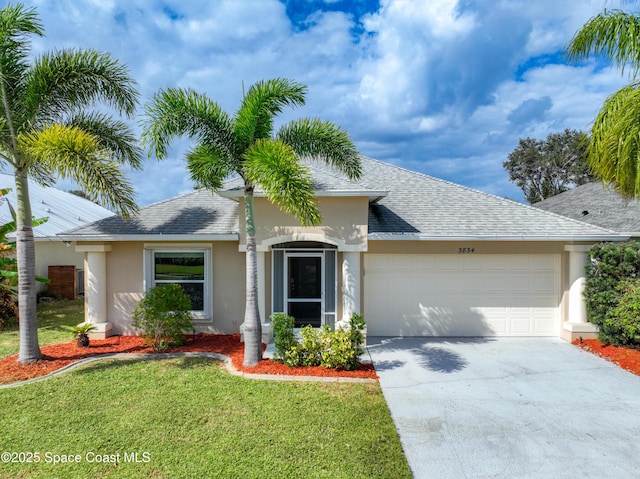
[0,334,377,385]
[62,323,98,348]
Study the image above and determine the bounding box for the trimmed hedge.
[585,241,640,346]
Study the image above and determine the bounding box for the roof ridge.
[360,155,524,204]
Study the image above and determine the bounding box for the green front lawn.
[0,299,411,478]
[0,357,411,479]
[0,298,84,358]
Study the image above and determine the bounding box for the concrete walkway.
[368,337,640,479]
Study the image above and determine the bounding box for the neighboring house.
[0,173,114,294]
[59,157,626,342]
[534,182,640,238]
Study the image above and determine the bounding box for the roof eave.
[56,233,240,242]
[367,233,629,242]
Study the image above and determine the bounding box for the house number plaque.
[458,247,475,254]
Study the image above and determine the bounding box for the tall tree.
[504,129,592,204]
[0,4,141,362]
[141,78,361,366]
[566,8,640,199]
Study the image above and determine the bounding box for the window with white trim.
[144,248,211,320]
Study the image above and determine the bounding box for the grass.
[0,298,84,358]
[0,300,412,479]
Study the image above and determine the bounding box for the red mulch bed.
[574,338,640,375]
[0,334,377,385]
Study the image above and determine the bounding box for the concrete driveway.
[367,337,640,479]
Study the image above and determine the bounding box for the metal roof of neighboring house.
[0,173,114,239]
[60,157,625,242]
[533,182,640,236]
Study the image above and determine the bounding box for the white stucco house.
[0,173,114,294]
[58,157,626,341]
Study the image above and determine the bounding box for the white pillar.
[76,244,112,339]
[565,245,591,323]
[341,252,361,324]
[562,245,597,342]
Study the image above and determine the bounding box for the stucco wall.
[95,241,246,335]
[211,241,245,334]
[105,242,144,335]
[239,196,369,251]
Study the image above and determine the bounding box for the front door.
[286,253,322,327]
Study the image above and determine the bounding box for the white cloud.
[15,0,637,206]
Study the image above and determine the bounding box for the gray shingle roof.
[61,189,238,239]
[358,157,620,239]
[533,182,640,235]
[61,157,623,241]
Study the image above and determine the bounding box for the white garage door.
[364,254,560,337]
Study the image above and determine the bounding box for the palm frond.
[67,111,142,169]
[18,124,138,216]
[0,5,44,156]
[244,139,321,226]
[566,10,640,76]
[141,87,234,161]
[0,4,43,79]
[234,78,306,151]
[277,117,361,181]
[24,48,139,125]
[586,82,640,198]
[186,143,235,190]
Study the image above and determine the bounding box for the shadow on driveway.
[367,336,640,479]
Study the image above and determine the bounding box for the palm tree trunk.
[243,186,262,366]
[15,169,41,363]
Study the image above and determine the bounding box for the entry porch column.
[562,245,597,342]
[339,251,361,328]
[76,244,112,339]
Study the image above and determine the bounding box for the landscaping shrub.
[271,312,366,370]
[585,241,640,345]
[604,280,640,346]
[271,313,298,365]
[0,289,17,330]
[131,284,193,351]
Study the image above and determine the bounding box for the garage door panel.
[364,254,560,337]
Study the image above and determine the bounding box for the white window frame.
[143,246,211,322]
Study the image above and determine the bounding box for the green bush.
[271,313,366,370]
[299,325,325,366]
[0,289,17,330]
[271,313,297,364]
[131,284,193,352]
[604,280,640,346]
[584,241,640,345]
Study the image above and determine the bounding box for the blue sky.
[23,0,635,206]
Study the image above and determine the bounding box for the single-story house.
[534,182,640,238]
[0,173,114,295]
[59,157,626,342]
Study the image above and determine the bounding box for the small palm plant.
[63,323,97,348]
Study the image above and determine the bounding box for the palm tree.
[141,78,361,366]
[566,9,640,199]
[0,4,141,362]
